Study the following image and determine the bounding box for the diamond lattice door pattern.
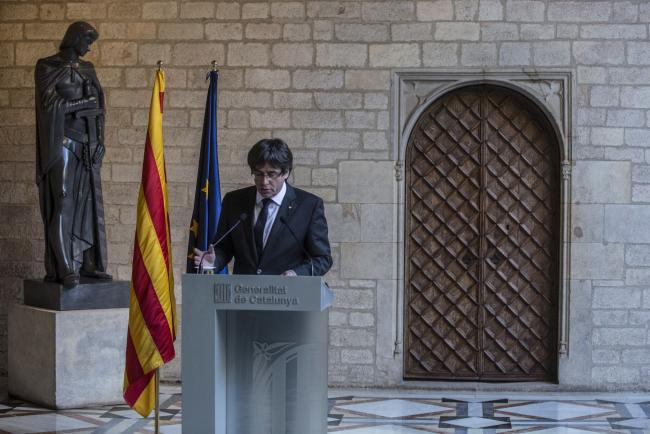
[405,84,560,381]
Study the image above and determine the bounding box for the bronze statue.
[35,21,111,288]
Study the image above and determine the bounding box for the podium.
[181,274,334,434]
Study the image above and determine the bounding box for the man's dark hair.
[247,138,293,174]
[60,21,99,51]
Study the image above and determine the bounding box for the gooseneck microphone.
[197,213,248,274]
[279,216,314,276]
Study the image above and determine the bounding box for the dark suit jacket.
[212,183,332,276]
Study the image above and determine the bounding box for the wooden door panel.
[405,89,482,379]
[405,85,559,381]
[482,88,558,380]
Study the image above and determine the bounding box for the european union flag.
[186,70,226,273]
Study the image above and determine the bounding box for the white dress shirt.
[254,181,286,248]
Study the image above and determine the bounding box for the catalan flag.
[123,69,177,417]
[186,70,226,273]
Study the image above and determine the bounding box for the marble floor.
[0,385,649,433]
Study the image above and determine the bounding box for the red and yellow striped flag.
[123,69,177,417]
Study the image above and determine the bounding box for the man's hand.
[93,144,105,165]
[193,244,215,268]
[281,270,297,277]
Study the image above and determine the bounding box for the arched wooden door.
[404,84,560,381]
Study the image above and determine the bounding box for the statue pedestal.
[8,303,128,409]
[23,278,129,310]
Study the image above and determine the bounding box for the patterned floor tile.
[329,413,344,426]
[0,388,648,433]
[100,406,178,420]
[439,415,511,429]
[516,428,614,434]
[91,419,145,434]
[0,413,98,433]
[329,424,439,433]
[608,417,650,429]
[496,401,615,421]
[158,424,182,434]
[10,406,50,413]
[336,398,450,418]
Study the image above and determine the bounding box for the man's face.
[252,162,289,198]
[74,34,93,57]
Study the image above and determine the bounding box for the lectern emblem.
[214,283,232,303]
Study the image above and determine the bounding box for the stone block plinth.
[8,303,128,409]
[23,278,130,311]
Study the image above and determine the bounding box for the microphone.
[197,213,248,274]
[279,216,314,276]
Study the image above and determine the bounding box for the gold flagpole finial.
[157,60,163,71]
[211,60,219,72]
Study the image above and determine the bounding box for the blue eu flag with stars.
[186,70,226,274]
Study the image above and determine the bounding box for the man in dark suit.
[193,138,332,276]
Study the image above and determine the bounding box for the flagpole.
[155,368,160,434]
[153,63,162,432]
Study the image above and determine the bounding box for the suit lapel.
[259,183,297,264]
[242,187,259,262]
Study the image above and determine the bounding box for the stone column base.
[8,303,128,409]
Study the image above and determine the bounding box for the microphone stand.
[197,213,247,274]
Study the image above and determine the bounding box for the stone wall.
[1,0,650,389]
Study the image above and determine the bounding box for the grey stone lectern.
[181,274,333,434]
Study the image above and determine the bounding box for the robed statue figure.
[35,21,111,288]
